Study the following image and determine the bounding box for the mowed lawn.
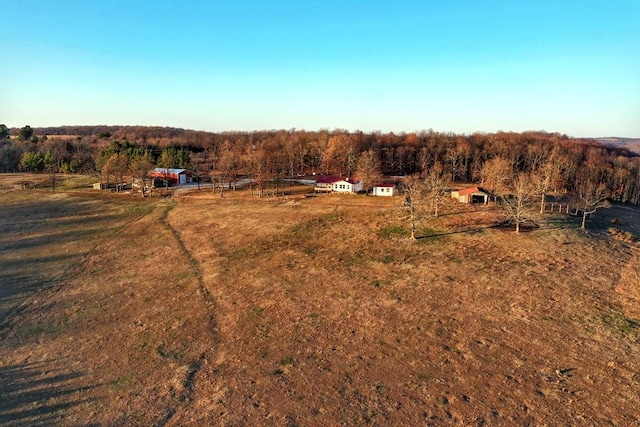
[1,182,639,425]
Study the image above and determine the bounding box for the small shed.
[372,183,396,196]
[451,186,490,204]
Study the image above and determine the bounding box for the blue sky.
[1,0,638,137]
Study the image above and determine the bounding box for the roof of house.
[315,176,361,184]
[150,168,189,175]
[373,183,395,188]
[315,176,342,184]
[458,186,489,195]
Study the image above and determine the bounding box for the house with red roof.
[314,176,363,194]
[451,186,491,204]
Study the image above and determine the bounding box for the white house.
[315,176,363,194]
[372,183,396,196]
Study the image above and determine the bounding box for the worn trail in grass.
[168,192,639,426]
[0,192,219,425]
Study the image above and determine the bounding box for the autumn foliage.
[1,125,639,204]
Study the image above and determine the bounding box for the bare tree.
[322,133,357,177]
[531,147,562,213]
[481,157,513,194]
[482,158,533,233]
[246,147,268,197]
[210,141,237,196]
[579,181,610,230]
[425,161,450,217]
[446,147,463,182]
[401,175,427,240]
[356,149,382,195]
[501,172,535,234]
[100,154,114,190]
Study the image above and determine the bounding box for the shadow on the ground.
[0,360,97,426]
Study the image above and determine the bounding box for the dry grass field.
[1,176,639,426]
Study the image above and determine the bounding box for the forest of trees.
[1,125,640,206]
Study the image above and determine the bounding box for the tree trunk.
[540,193,545,214]
[410,215,416,240]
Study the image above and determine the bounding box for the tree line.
[1,125,639,205]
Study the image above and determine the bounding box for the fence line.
[546,203,581,216]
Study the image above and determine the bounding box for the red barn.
[149,168,192,185]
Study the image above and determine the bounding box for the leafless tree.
[482,157,534,233]
[425,161,450,217]
[211,141,237,196]
[401,175,428,240]
[322,133,357,177]
[532,147,562,213]
[501,172,535,234]
[481,157,513,194]
[246,147,268,197]
[579,180,610,230]
[356,149,382,195]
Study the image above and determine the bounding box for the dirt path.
[156,203,220,425]
[0,197,220,425]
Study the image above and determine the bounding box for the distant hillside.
[592,137,640,155]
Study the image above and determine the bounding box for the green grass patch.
[110,374,135,391]
[290,212,343,238]
[125,203,155,216]
[248,306,264,318]
[279,357,295,366]
[416,227,445,244]
[416,372,432,382]
[156,344,183,360]
[17,321,65,338]
[225,246,253,261]
[378,224,409,239]
[344,249,367,266]
[600,310,638,335]
[372,279,391,288]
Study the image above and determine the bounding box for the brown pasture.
[0,177,638,425]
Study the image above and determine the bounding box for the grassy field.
[1,176,639,425]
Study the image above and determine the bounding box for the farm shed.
[372,183,396,196]
[149,168,192,185]
[314,176,363,194]
[451,186,490,204]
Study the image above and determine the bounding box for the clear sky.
[1,0,638,137]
